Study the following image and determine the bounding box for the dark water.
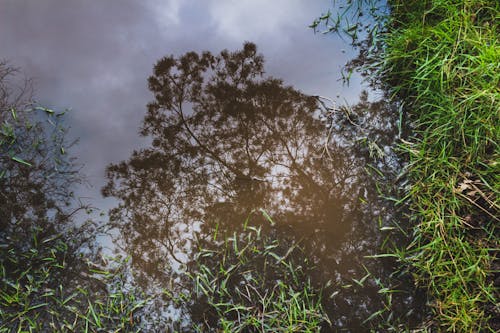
[101,43,426,331]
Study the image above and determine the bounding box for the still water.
[0,2,433,331]
[101,43,425,330]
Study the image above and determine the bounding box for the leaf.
[454,182,471,193]
[364,253,400,259]
[36,106,54,114]
[379,226,395,231]
[363,309,385,324]
[12,156,32,166]
[259,209,275,226]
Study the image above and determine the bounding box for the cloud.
[207,0,307,42]
[147,0,183,28]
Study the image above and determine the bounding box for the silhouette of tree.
[104,43,356,273]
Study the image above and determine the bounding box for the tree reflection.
[0,62,84,260]
[103,43,422,329]
[1,62,152,331]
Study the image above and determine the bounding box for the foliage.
[1,61,87,257]
[102,42,367,285]
[0,236,145,332]
[310,0,390,85]
[383,1,499,331]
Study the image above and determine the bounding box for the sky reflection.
[0,0,362,207]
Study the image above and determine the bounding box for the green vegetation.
[186,212,330,332]
[385,1,499,331]
[315,0,499,331]
[102,42,417,331]
[0,232,145,332]
[3,0,497,330]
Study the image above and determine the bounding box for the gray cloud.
[0,0,363,208]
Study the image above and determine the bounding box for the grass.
[3,2,498,329]
[314,0,499,331]
[186,211,330,332]
[0,235,147,332]
[383,1,499,331]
